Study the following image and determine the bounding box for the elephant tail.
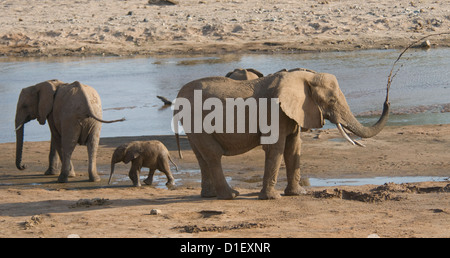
[90,113,126,124]
[175,133,183,159]
[168,154,178,172]
[74,81,126,124]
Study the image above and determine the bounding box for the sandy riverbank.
[0,0,449,57]
[0,124,449,238]
[0,0,449,238]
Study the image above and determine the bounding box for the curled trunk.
[15,125,26,170]
[344,102,389,138]
[343,101,390,138]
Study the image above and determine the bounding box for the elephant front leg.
[283,131,307,196]
[260,144,284,200]
[44,139,60,175]
[143,169,156,186]
[129,162,141,187]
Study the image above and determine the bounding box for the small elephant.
[225,68,264,80]
[109,140,177,188]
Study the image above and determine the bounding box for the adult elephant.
[15,80,124,183]
[173,69,389,199]
[225,68,264,80]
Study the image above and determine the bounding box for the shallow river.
[1,48,449,143]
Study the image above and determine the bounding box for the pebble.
[150,209,161,215]
[367,233,380,238]
[420,40,431,49]
[67,234,81,238]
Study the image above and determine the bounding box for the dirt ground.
[1,124,449,238]
[0,0,449,57]
[0,0,449,238]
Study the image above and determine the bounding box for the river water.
[1,48,449,143]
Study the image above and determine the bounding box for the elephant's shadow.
[0,191,203,217]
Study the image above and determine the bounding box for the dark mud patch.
[69,198,111,208]
[174,222,267,233]
[311,183,450,203]
[374,182,450,194]
[199,210,224,218]
[311,188,402,202]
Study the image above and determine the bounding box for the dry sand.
[1,0,449,57]
[0,0,449,238]
[0,125,449,238]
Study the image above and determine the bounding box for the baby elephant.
[109,140,177,188]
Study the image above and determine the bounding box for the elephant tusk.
[15,124,23,132]
[337,123,365,147]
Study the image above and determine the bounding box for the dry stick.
[385,32,450,103]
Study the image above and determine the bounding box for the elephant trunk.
[108,162,116,185]
[344,101,390,138]
[337,101,390,147]
[15,123,26,170]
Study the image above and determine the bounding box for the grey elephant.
[15,80,124,183]
[173,69,389,199]
[225,68,264,80]
[155,69,264,107]
[109,140,177,188]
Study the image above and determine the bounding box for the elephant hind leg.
[86,134,101,182]
[283,129,307,196]
[57,136,78,183]
[157,157,175,189]
[188,134,238,200]
[192,146,216,197]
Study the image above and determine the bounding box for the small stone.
[150,209,161,215]
[419,40,431,49]
[67,234,80,238]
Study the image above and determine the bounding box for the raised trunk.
[344,101,390,138]
[15,125,26,170]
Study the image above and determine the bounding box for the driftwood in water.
[157,95,172,106]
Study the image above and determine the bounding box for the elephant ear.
[36,80,60,125]
[275,73,324,129]
[123,150,139,164]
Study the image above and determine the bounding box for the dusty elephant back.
[52,82,103,145]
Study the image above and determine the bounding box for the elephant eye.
[329,98,337,105]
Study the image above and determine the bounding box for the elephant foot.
[57,175,69,183]
[201,188,217,198]
[89,175,101,182]
[217,190,239,200]
[44,168,60,176]
[143,178,153,186]
[284,185,307,196]
[165,181,175,190]
[259,188,281,200]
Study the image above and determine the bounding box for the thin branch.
[385,32,450,103]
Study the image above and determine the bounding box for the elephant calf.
[109,140,177,188]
